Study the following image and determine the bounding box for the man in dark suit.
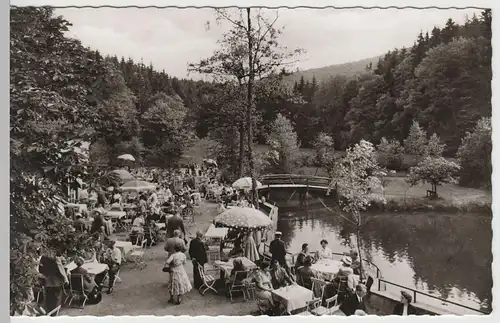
[189,230,208,289]
[38,252,68,315]
[166,213,186,240]
[269,232,286,266]
[339,283,368,316]
[393,290,418,315]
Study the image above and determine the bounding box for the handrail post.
[413,291,417,304]
[378,278,381,291]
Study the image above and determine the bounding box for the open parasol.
[203,158,218,167]
[118,154,135,162]
[232,177,262,190]
[214,207,272,231]
[120,180,156,192]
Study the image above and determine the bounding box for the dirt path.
[62,201,256,316]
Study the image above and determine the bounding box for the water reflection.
[276,207,492,312]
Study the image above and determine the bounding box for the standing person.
[38,250,68,315]
[393,291,417,315]
[96,187,107,208]
[188,230,208,289]
[165,244,192,305]
[166,212,186,240]
[269,232,287,267]
[243,232,260,262]
[164,230,186,258]
[103,240,122,294]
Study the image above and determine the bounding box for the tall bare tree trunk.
[239,122,245,177]
[355,210,364,282]
[246,8,259,208]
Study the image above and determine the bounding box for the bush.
[376,137,404,170]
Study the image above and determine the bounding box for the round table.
[311,259,342,281]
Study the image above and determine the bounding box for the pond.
[275,205,493,313]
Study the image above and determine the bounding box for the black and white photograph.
[9,2,493,317]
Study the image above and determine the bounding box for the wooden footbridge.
[258,174,332,191]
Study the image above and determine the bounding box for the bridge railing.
[260,174,332,188]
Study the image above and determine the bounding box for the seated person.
[296,256,317,290]
[70,257,98,293]
[227,238,244,258]
[143,219,158,246]
[315,239,333,260]
[334,256,358,294]
[269,260,295,289]
[110,199,123,211]
[294,243,310,271]
[229,259,248,284]
[247,262,276,314]
[73,213,87,232]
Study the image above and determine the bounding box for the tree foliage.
[456,117,492,188]
[406,157,461,196]
[403,120,428,156]
[376,137,404,170]
[10,7,110,313]
[425,133,446,157]
[266,114,300,173]
[328,140,386,279]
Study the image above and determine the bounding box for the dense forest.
[91,10,491,164]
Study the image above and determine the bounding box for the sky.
[53,7,481,79]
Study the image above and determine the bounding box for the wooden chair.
[198,263,218,295]
[68,274,89,309]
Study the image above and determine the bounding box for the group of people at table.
[259,232,418,316]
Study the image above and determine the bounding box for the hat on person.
[401,290,413,303]
[275,231,282,236]
[341,256,353,266]
[75,213,82,218]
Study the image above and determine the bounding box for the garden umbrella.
[214,207,272,231]
[232,177,262,190]
[118,154,135,162]
[203,158,218,167]
[108,169,135,181]
[120,180,156,192]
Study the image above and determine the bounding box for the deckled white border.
[5,0,498,322]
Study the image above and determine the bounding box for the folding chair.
[68,274,89,309]
[46,305,61,316]
[227,271,248,302]
[309,295,338,316]
[198,263,217,295]
[309,278,337,315]
[129,239,148,270]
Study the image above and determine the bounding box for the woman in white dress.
[316,239,333,260]
[165,244,192,305]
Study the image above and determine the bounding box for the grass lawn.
[183,139,491,208]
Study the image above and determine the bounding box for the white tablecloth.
[155,223,166,229]
[105,210,127,219]
[205,224,228,239]
[214,257,257,278]
[65,262,109,275]
[311,259,343,281]
[272,285,314,313]
[115,241,134,257]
